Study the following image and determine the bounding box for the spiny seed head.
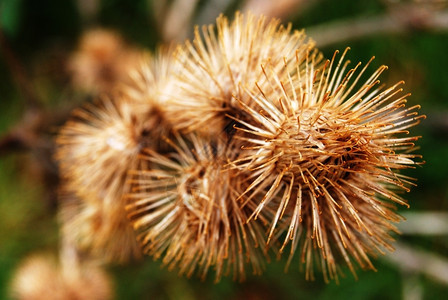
[56,97,145,199]
[163,12,315,137]
[59,190,142,263]
[120,47,177,151]
[231,48,424,282]
[10,254,113,300]
[126,134,268,282]
[68,28,141,95]
[55,97,148,262]
[56,49,175,262]
[56,12,424,283]
[122,46,178,108]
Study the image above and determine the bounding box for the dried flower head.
[123,47,178,106]
[163,12,315,137]
[56,97,143,195]
[10,254,112,300]
[126,134,269,282]
[59,189,142,263]
[231,48,424,281]
[57,47,175,262]
[121,47,177,151]
[55,97,145,262]
[56,12,424,284]
[68,29,141,94]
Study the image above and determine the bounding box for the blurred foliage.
[1,0,448,299]
[295,0,385,26]
[0,0,24,36]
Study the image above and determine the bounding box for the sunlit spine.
[163,12,317,137]
[230,48,424,281]
[126,133,269,282]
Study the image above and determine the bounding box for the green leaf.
[0,0,24,36]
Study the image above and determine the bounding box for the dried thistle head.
[56,12,424,284]
[68,29,141,94]
[163,12,316,137]
[57,48,176,262]
[56,97,143,195]
[126,134,269,282]
[123,46,178,106]
[55,97,145,262]
[120,47,177,151]
[10,254,112,300]
[59,189,142,263]
[231,48,424,281]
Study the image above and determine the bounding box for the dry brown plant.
[53,12,424,283]
[68,29,141,95]
[230,48,424,282]
[10,254,112,300]
[126,134,270,282]
[163,12,315,137]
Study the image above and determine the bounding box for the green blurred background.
[1,0,447,299]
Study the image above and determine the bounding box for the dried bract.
[10,254,112,300]
[55,12,424,283]
[126,134,268,282]
[231,48,424,281]
[164,12,316,137]
[68,29,141,95]
[55,97,145,262]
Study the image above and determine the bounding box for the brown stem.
[384,241,448,286]
[242,0,321,20]
[0,133,27,155]
[0,105,75,155]
[307,6,448,48]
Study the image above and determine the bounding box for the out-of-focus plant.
[3,0,448,299]
[54,12,423,285]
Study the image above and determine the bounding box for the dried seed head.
[163,12,316,137]
[56,12,424,284]
[59,190,142,263]
[10,254,112,300]
[122,47,178,107]
[232,49,424,281]
[55,96,148,199]
[55,97,145,262]
[56,97,143,195]
[120,47,177,151]
[57,48,176,262]
[68,29,141,94]
[126,134,268,282]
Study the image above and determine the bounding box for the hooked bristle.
[231,48,423,282]
[126,133,269,282]
[55,12,424,283]
[163,12,317,137]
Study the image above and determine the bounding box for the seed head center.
[273,109,370,191]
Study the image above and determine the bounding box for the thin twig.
[60,234,82,281]
[0,106,74,155]
[153,0,170,36]
[399,212,448,235]
[307,5,448,48]
[402,271,423,300]
[0,133,27,155]
[242,0,321,20]
[161,0,200,42]
[75,0,101,25]
[420,111,448,133]
[383,241,448,285]
[195,0,233,28]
